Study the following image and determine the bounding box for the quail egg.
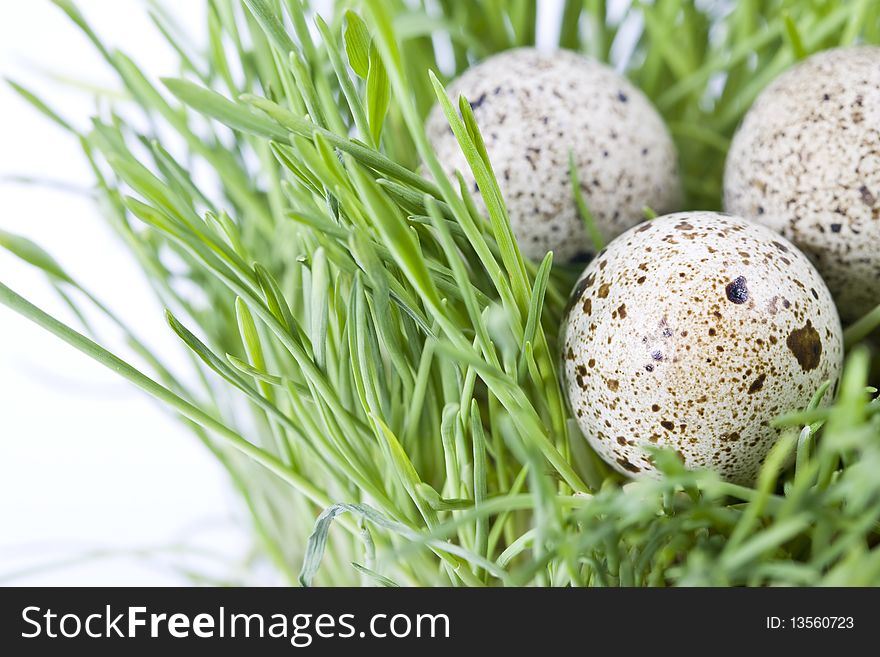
[562,212,843,484]
[724,46,880,321]
[426,48,682,263]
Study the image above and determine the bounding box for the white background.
[0,1,249,586]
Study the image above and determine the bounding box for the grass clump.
[3,0,880,586]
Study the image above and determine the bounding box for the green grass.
[3,0,880,586]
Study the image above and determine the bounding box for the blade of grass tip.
[234,296,268,379]
[343,11,371,79]
[517,252,552,376]
[368,413,437,527]
[313,130,353,190]
[6,79,76,133]
[314,15,373,147]
[162,78,290,140]
[226,354,285,386]
[420,67,530,313]
[351,562,400,587]
[124,193,256,289]
[254,263,304,345]
[378,179,454,220]
[403,338,436,446]
[343,286,378,437]
[771,406,829,428]
[0,229,75,284]
[287,50,329,130]
[795,380,833,478]
[166,309,288,409]
[452,90,531,307]
[274,145,326,194]
[112,157,195,229]
[568,152,604,253]
[440,402,462,498]
[207,211,247,258]
[359,521,377,578]
[451,171,521,313]
[30,68,128,102]
[792,424,815,489]
[817,347,871,488]
[497,528,536,569]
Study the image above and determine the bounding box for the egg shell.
[561,212,843,485]
[426,48,681,263]
[724,46,880,321]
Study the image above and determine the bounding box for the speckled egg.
[426,48,681,263]
[562,212,843,485]
[724,46,880,322]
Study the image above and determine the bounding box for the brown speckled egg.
[561,212,843,485]
[426,48,681,263]
[724,46,880,322]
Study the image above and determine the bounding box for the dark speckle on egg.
[786,320,823,371]
[748,373,766,394]
[561,212,843,485]
[725,276,749,304]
